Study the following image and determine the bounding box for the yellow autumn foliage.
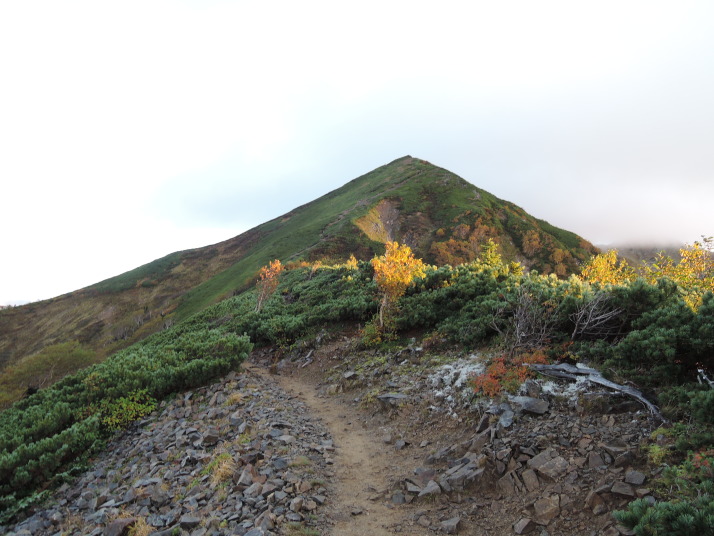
[371,241,426,327]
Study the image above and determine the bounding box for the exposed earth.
[5,331,660,535]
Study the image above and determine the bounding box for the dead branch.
[570,293,623,341]
[492,286,559,356]
[529,362,666,423]
[698,368,714,389]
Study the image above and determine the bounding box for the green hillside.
[0,156,598,386]
[176,156,598,318]
[1,245,712,529]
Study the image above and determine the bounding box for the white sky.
[1,1,713,304]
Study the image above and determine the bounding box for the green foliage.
[93,390,157,432]
[0,341,96,408]
[613,495,714,535]
[0,323,251,521]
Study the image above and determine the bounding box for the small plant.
[647,444,669,466]
[129,517,152,536]
[472,350,549,397]
[224,391,244,406]
[284,522,320,536]
[209,453,236,487]
[255,259,284,312]
[289,455,312,467]
[88,389,157,432]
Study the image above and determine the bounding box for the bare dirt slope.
[264,366,407,535]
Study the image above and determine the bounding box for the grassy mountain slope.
[0,156,597,379]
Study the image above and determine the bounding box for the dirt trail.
[250,364,405,535]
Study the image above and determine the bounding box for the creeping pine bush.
[614,495,714,536]
[0,325,251,522]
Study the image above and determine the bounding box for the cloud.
[1,1,713,303]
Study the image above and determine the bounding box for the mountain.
[0,156,598,373]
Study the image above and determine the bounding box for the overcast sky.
[1,1,712,305]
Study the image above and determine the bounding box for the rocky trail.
[264,365,402,535]
[5,336,660,536]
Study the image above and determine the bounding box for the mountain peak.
[0,158,597,372]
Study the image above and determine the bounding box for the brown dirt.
[248,337,489,535]
[269,366,406,535]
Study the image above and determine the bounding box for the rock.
[179,515,201,529]
[625,470,646,486]
[528,451,569,480]
[499,410,515,428]
[514,517,536,534]
[521,469,540,492]
[611,481,635,497]
[418,480,442,497]
[587,451,605,468]
[533,495,560,525]
[440,516,460,534]
[104,517,136,536]
[511,396,549,415]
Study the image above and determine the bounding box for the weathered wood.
[698,368,714,389]
[529,363,667,423]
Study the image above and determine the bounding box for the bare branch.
[570,293,624,341]
[530,362,666,422]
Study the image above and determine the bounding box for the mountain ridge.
[0,156,597,383]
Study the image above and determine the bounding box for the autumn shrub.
[472,350,549,397]
[255,259,283,312]
[371,241,426,328]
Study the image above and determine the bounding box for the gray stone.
[418,480,442,497]
[611,481,635,497]
[521,469,540,492]
[588,451,605,468]
[514,517,536,534]
[104,517,136,536]
[533,495,560,525]
[179,515,201,529]
[440,516,460,534]
[511,396,549,415]
[625,470,646,486]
